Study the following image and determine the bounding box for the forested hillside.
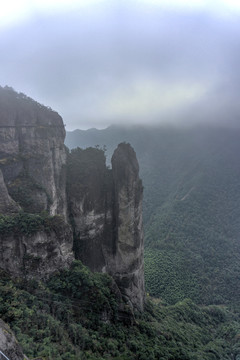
[1,262,240,360]
[66,125,240,305]
[1,120,240,360]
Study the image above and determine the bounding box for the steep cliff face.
[0,216,73,279]
[110,143,145,311]
[68,144,145,311]
[0,86,67,217]
[0,169,20,213]
[67,147,113,273]
[0,87,145,311]
[0,87,73,280]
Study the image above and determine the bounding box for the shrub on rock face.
[0,212,66,236]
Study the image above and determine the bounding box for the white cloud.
[101,78,208,122]
[1,0,239,129]
[1,0,240,30]
[138,0,240,14]
[0,0,32,28]
[0,0,102,28]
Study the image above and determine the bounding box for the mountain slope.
[66,125,240,305]
[1,263,240,360]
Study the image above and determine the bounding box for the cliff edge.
[0,86,67,217]
[0,86,73,279]
[0,86,145,311]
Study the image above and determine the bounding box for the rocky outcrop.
[0,218,73,279]
[68,143,145,311]
[0,169,20,214]
[0,87,145,311]
[0,319,26,360]
[67,147,113,273]
[0,87,73,280]
[110,143,145,311]
[0,86,67,217]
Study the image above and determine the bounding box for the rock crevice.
[68,143,145,311]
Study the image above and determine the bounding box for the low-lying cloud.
[0,0,240,129]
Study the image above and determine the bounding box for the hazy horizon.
[67,120,240,132]
[1,0,240,130]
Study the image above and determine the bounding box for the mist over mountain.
[66,124,240,305]
[2,1,240,130]
[2,0,240,356]
[0,87,240,359]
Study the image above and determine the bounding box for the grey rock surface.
[0,87,73,280]
[67,148,113,273]
[0,87,145,311]
[0,169,20,214]
[70,143,145,311]
[110,143,145,311]
[0,223,73,279]
[0,87,67,218]
[0,319,26,360]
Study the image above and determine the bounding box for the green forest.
[1,261,240,359]
[66,125,240,306]
[1,124,240,359]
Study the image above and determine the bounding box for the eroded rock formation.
[0,86,67,217]
[68,144,145,311]
[110,143,145,311]
[0,220,73,280]
[0,86,145,311]
[0,169,20,213]
[67,147,113,273]
[0,86,73,279]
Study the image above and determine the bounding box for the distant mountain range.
[66,124,240,305]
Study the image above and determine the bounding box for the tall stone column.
[110,143,145,311]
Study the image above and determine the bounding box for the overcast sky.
[1,0,240,130]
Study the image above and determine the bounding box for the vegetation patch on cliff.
[0,212,66,236]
